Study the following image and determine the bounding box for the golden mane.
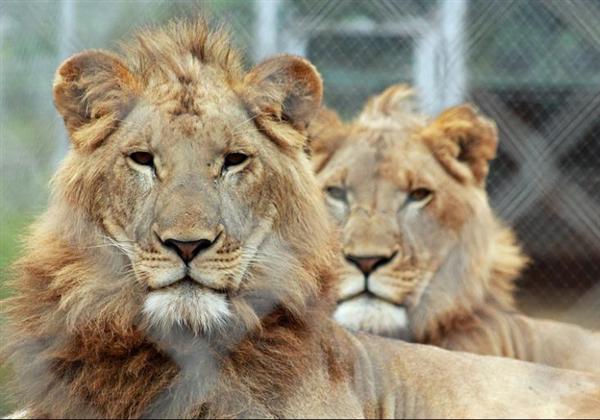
[308,85,427,173]
[125,19,244,84]
[121,19,246,112]
[414,223,528,345]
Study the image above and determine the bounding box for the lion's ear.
[306,106,346,173]
[423,104,498,185]
[53,50,138,150]
[243,55,323,147]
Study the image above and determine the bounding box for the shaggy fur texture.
[3,22,600,419]
[3,18,338,418]
[310,84,600,375]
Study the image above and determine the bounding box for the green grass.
[1,211,37,416]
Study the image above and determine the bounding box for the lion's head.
[18,20,334,341]
[310,85,526,341]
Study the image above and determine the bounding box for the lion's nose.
[162,236,219,264]
[345,253,396,277]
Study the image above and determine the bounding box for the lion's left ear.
[242,55,323,148]
[422,104,498,185]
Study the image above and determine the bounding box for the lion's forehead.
[128,65,250,143]
[325,136,438,201]
[123,98,254,155]
[143,61,241,113]
[324,130,469,254]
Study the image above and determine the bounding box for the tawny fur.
[2,18,338,418]
[2,22,600,419]
[311,84,600,375]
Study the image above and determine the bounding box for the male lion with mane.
[310,84,600,375]
[2,21,600,419]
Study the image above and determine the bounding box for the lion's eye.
[408,188,433,202]
[326,186,347,202]
[129,151,154,167]
[223,152,248,170]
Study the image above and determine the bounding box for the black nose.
[163,238,216,264]
[345,253,396,277]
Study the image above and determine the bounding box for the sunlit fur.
[310,84,600,374]
[3,23,600,419]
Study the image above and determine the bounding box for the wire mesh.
[1,0,599,327]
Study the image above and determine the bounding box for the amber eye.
[223,152,248,170]
[326,186,347,202]
[129,151,154,167]
[408,188,433,202]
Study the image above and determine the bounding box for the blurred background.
[1,0,599,414]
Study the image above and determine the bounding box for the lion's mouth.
[337,290,404,308]
[164,276,229,295]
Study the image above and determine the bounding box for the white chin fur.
[334,295,411,340]
[143,284,231,335]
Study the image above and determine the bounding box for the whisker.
[96,234,135,257]
[231,114,259,132]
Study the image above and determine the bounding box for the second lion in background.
[309,84,600,375]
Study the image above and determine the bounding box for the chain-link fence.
[1,0,599,328]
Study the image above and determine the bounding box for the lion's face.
[319,127,478,339]
[311,87,498,339]
[52,40,328,337]
[106,97,278,334]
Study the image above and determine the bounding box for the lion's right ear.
[53,50,138,150]
[306,106,347,173]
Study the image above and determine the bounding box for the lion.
[2,20,600,419]
[310,84,600,375]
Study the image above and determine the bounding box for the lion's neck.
[410,220,527,344]
[140,306,331,418]
[7,214,339,418]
